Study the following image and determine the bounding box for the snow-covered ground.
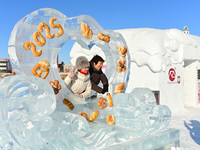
[169,107,200,150]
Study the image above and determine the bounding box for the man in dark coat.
[89,55,108,94]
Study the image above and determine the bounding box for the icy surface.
[0,8,177,149]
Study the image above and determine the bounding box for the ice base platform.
[43,113,180,150]
[84,122,180,150]
[103,128,180,150]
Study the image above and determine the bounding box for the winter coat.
[89,61,108,93]
[64,71,91,98]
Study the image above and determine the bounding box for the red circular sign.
[168,68,176,81]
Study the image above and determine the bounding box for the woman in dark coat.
[89,55,108,94]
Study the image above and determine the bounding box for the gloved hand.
[68,67,76,79]
[101,84,108,94]
[75,93,83,98]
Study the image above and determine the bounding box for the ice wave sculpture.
[0,75,56,149]
[3,8,173,149]
[112,88,171,135]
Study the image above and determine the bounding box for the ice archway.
[8,8,130,104]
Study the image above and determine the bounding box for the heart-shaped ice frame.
[8,8,130,104]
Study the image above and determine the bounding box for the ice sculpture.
[8,8,130,104]
[0,75,56,149]
[112,88,171,135]
[0,8,179,149]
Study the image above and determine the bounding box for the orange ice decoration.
[106,93,113,107]
[79,112,88,120]
[89,110,99,122]
[63,98,74,111]
[32,60,50,79]
[81,22,93,40]
[49,80,61,94]
[97,97,107,109]
[24,41,42,57]
[106,114,115,125]
[117,59,126,73]
[24,17,64,57]
[116,46,127,59]
[114,82,125,94]
[49,17,64,37]
[97,33,110,43]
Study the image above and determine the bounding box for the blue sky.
[1,0,200,64]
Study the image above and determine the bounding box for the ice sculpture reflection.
[0,8,179,149]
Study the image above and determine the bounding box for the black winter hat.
[76,56,89,70]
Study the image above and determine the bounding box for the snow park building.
[71,27,200,113]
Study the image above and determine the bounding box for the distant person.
[64,56,91,98]
[89,55,108,94]
[58,61,64,72]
